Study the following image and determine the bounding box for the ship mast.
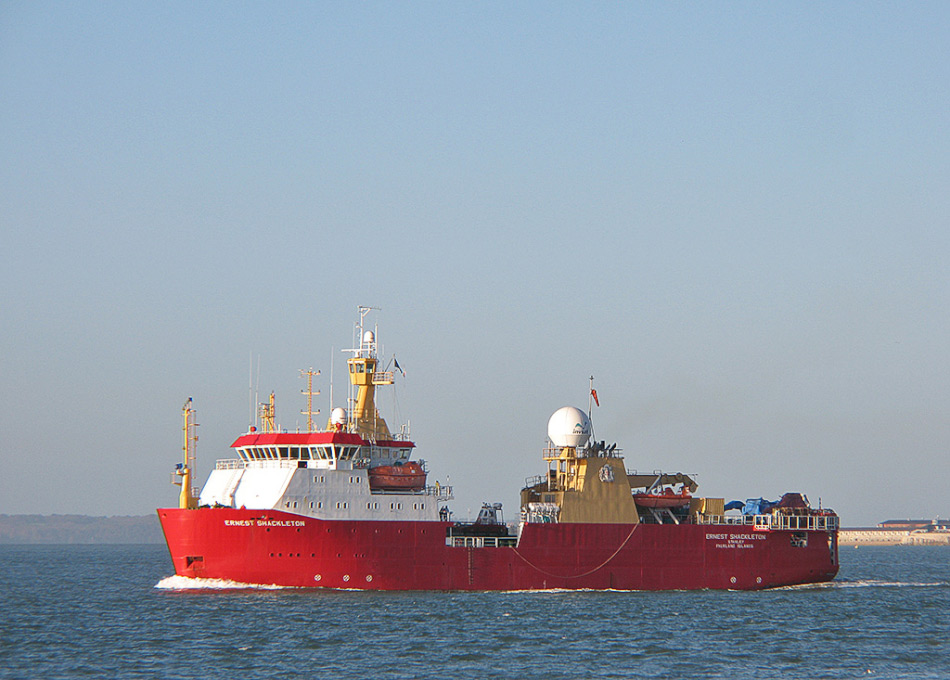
[175,397,199,509]
[346,306,394,440]
[258,392,276,433]
[299,367,321,433]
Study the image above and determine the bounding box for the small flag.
[591,388,599,407]
[394,356,405,376]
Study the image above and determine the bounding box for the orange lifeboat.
[368,461,427,491]
[633,487,692,509]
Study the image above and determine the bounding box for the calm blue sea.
[0,544,947,679]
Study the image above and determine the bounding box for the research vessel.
[159,308,839,590]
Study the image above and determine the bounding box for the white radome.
[363,330,375,344]
[547,406,591,448]
[330,407,347,426]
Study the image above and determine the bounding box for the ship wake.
[154,575,292,590]
[777,578,947,591]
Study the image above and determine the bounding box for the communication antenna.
[300,367,321,433]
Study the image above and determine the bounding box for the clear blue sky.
[2,2,948,525]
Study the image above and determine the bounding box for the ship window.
[279,447,290,459]
[309,502,314,509]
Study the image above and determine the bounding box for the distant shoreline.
[0,514,163,544]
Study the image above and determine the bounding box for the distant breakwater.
[839,528,950,546]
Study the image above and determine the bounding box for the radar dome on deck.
[363,330,375,344]
[330,407,347,426]
[547,406,591,448]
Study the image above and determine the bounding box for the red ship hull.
[158,507,839,590]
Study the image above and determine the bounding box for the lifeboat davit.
[633,487,692,509]
[368,461,427,491]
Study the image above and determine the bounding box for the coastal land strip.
[0,514,163,544]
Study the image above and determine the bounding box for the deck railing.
[215,458,281,470]
[697,513,839,531]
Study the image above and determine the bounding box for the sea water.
[0,544,947,679]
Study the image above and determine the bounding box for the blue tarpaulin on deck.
[742,498,775,515]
